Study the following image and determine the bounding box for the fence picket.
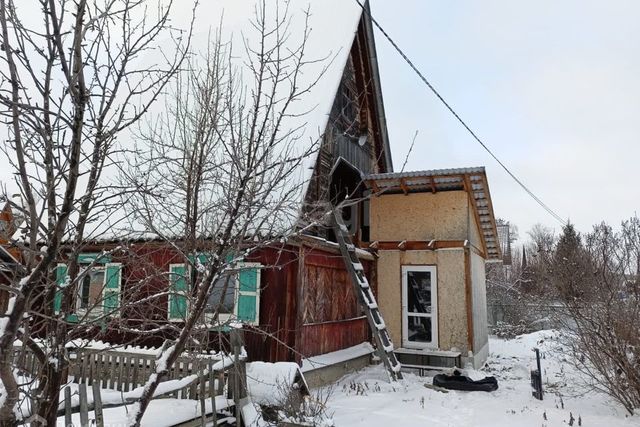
[200,375,206,425]
[209,369,218,426]
[109,354,118,390]
[64,386,72,427]
[93,380,104,427]
[79,382,89,427]
[122,355,131,392]
[131,356,139,389]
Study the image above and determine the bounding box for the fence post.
[199,375,206,425]
[64,386,72,427]
[230,328,247,425]
[79,382,89,427]
[93,380,104,427]
[209,367,218,426]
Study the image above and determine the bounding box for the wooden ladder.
[331,209,403,381]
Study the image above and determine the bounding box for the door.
[402,265,438,349]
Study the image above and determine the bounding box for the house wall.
[370,191,470,242]
[470,251,489,365]
[376,249,468,353]
[370,189,490,366]
[296,246,373,360]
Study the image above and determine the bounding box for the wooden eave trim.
[363,173,467,193]
[481,172,502,260]
[372,240,466,251]
[399,178,409,195]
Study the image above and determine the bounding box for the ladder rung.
[331,209,402,381]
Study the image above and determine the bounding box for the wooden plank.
[122,355,131,392]
[109,354,118,390]
[199,375,206,425]
[64,386,72,427]
[131,356,139,389]
[209,368,218,426]
[93,353,102,390]
[399,178,409,195]
[93,380,104,427]
[79,382,89,427]
[374,240,467,251]
[464,247,475,352]
[189,361,199,398]
[81,351,89,384]
[117,354,125,392]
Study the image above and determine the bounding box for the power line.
[355,0,566,226]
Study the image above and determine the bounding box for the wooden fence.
[13,330,250,426]
[60,368,229,427]
[14,347,227,398]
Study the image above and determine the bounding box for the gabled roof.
[363,167,502,260]
[11,1,391,244]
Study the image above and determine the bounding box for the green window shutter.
[54,264,67,313]
[103,263,122,316]
[235,263,261,324]
[169,264,189,321]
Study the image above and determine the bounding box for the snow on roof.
[245,361,307,406]
[10,1,367,244]
[301,341,374,372]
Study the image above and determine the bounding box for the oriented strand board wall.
[376,250,469,353]
[467,199,483,250]
[370,192,470,242]
[470,251,488,352]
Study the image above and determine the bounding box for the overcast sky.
[368,0,640,240]
[2,1,638,242]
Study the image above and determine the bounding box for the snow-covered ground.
[326,331,638,427]
[6,331,638,426]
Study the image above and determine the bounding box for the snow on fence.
[13,330,253,425]
[14,346,229,398]
[60,370,234,427]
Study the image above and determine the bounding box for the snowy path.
[327,331,638,427]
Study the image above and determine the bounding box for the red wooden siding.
[295,246,375,360]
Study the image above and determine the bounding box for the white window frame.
[76,265,105,317]
[401,265,438,349]
[204,262,261,326]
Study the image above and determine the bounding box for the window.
[54,256,121,318]
[203,263,261,325]
[401,265,438,349]
[77,267,105,312]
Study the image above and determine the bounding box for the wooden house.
[21,0,501,381]
[33,0,390,385]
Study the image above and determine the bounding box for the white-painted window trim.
[204,262,262,326]
[401,265,438,350]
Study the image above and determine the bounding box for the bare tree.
[118,2,332,424]
[0,0,193,424]
[548,219,640,415]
